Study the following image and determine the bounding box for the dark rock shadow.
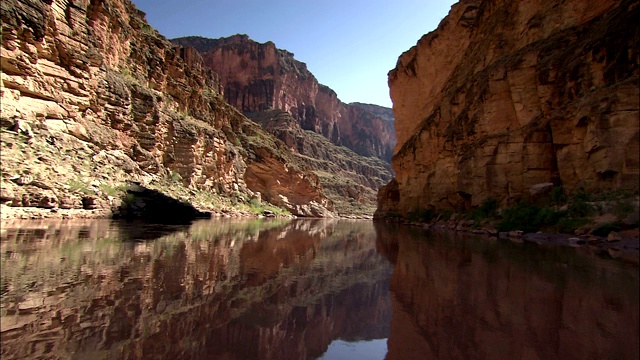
[113,182,211,225]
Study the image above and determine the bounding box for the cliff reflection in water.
[0,219,391,360]
[375,223,640,360]
[2,219,638,360]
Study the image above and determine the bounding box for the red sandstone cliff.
[172,35,397,162]
[377,0,639,217]
[0,0,333,217]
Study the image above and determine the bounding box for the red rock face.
[0,0,333,217]
[378,0,639,216]
[172,35,397,162]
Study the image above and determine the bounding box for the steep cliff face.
[0,0,333,217]
[172,35,397,162]
[350,102,395,123]
[171,35,395,216]
[377,0,639,217]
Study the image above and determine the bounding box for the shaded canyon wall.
[377,0,639,217]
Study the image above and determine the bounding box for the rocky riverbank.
[388,217,640,265]
[0,205,374,221]
[0,204,281,220]
[0,180,293,221]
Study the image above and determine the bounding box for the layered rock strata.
[0,0,333,217]
[377,0,639,217]
[248,110,393,216]
[172,35,397,162]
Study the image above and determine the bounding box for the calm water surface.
[0,219,638,359]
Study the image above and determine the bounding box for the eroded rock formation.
[377,0,639,217]
[248,110,393,216]
[172,35,397,162]
[0,0,333,217]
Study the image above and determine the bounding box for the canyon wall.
[172,35,397,162]
[0,0,333,217]
[248,110,393,216]
[377,0,639,217]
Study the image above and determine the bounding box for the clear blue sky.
[131,0,456,108]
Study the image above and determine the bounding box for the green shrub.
[468,198,498,221]
[170,171,182,183]
[242,200,289,216]
[67,179,94,195]
[249,198,261,207]
[498,202,542,232]
[124,193,136,205]
[439,208,454,222]
[535,207,565,228]
[613,199,634,220]
[498,199,593,234]
[590,189,635,202]
[99,183,126,197]
[550,186,567,204]
[567,198,594,218]
[572,187,591,202]
[556,217,589,234]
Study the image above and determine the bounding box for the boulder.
[530,183,555,197]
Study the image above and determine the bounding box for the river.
[0,219,638,359]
